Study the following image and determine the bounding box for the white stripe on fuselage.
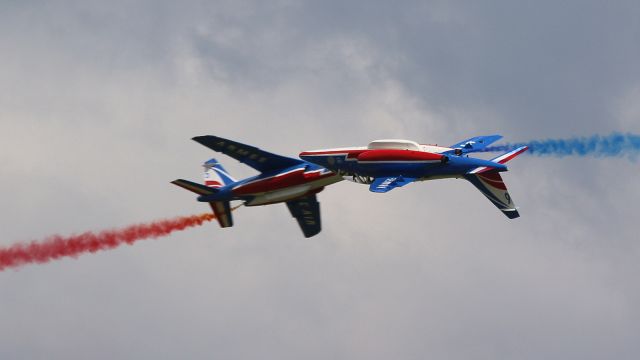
[244,173,342,206]
[232,167,307,190]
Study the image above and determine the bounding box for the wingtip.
[503,209,521,219]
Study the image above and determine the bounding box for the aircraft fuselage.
[198,165,342,206]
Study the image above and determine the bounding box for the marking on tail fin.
[204,159,236,185]
[204,158,236,188]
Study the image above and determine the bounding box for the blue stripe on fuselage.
[301,154,506,178]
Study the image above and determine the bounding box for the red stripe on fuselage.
[232,169,334,195]
[356,149,444,162]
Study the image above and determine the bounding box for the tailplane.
[171,179,217,195]
[172,158,237,228]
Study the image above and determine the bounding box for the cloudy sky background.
[1,1,639,359]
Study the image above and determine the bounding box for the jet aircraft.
[299,135,528,219]
[172,136,342,237]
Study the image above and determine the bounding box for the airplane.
[171,136,343,237]
[299,135,528,219]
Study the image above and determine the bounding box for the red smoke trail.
[0,213,216,271]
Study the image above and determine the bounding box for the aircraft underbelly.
[248,185,312,205]
[245,175,341,206]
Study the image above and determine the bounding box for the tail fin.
[464,171,520,219]
[203,158,236,188]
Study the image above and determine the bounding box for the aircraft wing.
[369,176,416,193]
[286,194,322,238]
[448,135,503,153]
[193,135,305,173]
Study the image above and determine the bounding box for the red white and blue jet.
[299,135,528,219]
[172,136,342,237]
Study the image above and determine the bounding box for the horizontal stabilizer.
[467,146,528,174]
[369,176,416,193]
[171,179,217,195]
[449,135,503,153]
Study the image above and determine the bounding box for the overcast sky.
[1,1,639,359]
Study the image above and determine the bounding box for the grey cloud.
[1,1,639,359]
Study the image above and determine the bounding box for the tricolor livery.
[172,136,342,237]
[300,135,528,219]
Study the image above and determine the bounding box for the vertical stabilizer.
[465,172,520,219]
[203,158,236,188]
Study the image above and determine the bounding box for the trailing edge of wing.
[192,135,305,173]
[286,194,321,238]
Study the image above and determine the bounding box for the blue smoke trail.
[483,132,640,158]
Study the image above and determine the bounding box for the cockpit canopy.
[367,139,420,151]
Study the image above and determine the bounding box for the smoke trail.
[1,213,216,271]
[483,132,640,158]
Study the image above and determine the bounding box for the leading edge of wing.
[286,194,321,238]
[192,135,305,173]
